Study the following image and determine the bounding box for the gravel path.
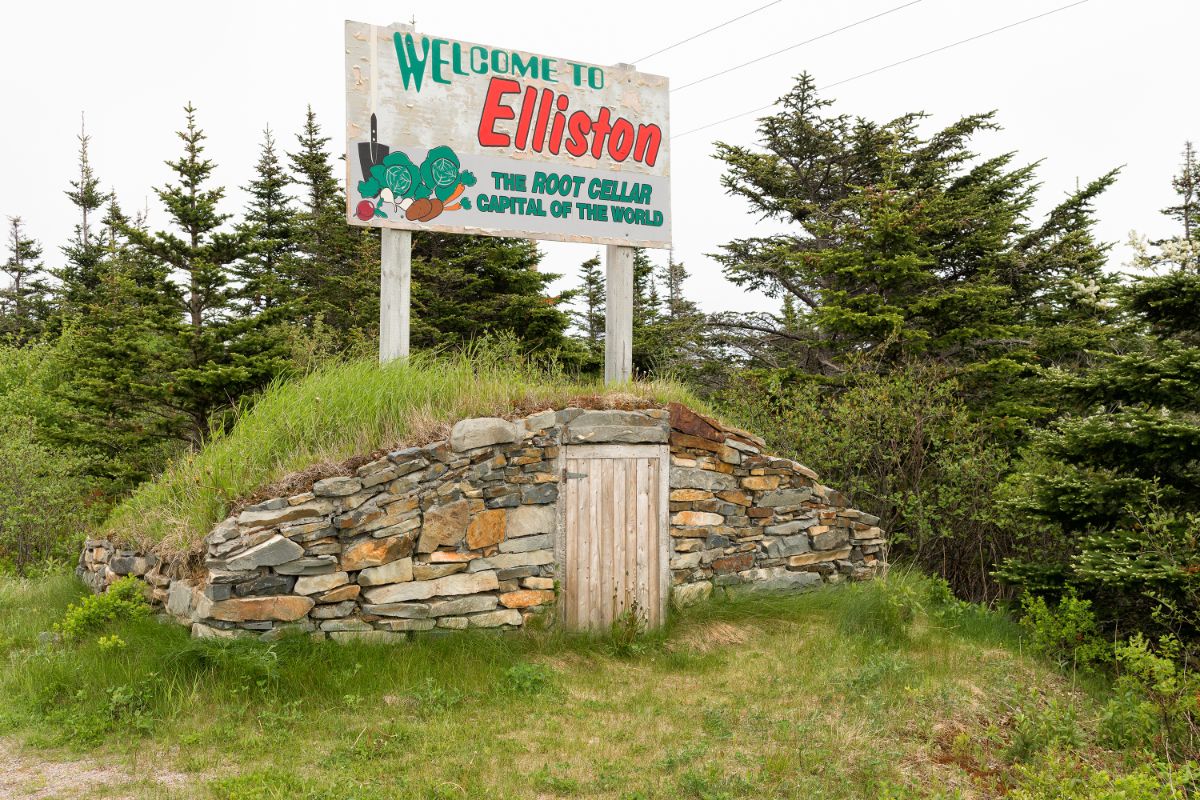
[0,738,191,799]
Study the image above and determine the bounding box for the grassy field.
[101,348,702,553]
[0,570,1185,800]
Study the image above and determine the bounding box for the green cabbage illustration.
[420,146,477,201]
[358,151,429,200]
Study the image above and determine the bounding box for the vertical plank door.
[561,444,669,631]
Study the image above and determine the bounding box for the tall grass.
[102,346,701,552]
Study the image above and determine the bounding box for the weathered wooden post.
[379,228,411,363]
[605,244,634,383]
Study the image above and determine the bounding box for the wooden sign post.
[345,23,670,376]
[379,228,411,363]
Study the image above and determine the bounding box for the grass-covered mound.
[101,349,702,554]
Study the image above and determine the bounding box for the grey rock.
[765,519,816,536]
[329,630,407,644]
[236,498,335,528]
[759,488,813,508]
[412,563,467,580]
[499,533,554,554]
[744,566,820,592]
[311,601,357,619]
[362,602,432,618]
[234,574,294,597]
[468,549,555,572]
[437,617,470,629]
[450,417,518,452]
[506,501,556,538]
[672,581,713,608]
[564,411,667,444]
[224,535,305,571]
[320,618,374,632]
[670,467,738,492]
[765,534,811,559]
[427,594,498,617]
[243,497,288,513]
[486,494,520,509]
[191,622,244,639]
[294,571,350,595]
[166,580,196,618]
[468,608,523,628]
[358,558,413,586]
[312,476,363,497]
[204,518,240,546]
[381,618,436,632]
[670,552,702,570]
[521,484,557,504]
[812,528,850,551]
[497,566,538,581]
[361,570,499,604]
[274,555,340,575]
[108,554,157,577]
[203,583,234,602]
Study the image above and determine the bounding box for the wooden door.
[560,444,669,631]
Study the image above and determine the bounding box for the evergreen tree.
[51,204,189,488]
[123,103,286,439]
[1001,151,1200,641]
[409,234,574,354]
[573,253,605,362]
[237,125,297,313]
[56,119,109,316]
[713,74,1118,400]
[288,106,378,339]
[0,217,52,343]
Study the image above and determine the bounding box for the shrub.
[1019,592,1111,672]
[1009,754,1200,799]
[503,662,555,695]
[53,576,149,641]
[715,364,1014,603]
[1005,696,1085,761]
[1113,634,1200,759]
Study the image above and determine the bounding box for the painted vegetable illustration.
[356,139,476,223]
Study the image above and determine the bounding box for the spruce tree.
[1001,151,1200,641]
[124,103,286,439]
[237,125,297,313]
[287,106,377,340]
[713,73,1118,400]
[574,253,605,362]
[56,120,109,316]
[0,217,52,343]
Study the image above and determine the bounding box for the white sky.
[1,0,1196,316]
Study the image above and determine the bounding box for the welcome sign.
[345,22,672,248]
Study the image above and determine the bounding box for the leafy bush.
[1019,592,1112,671]
[1009,753,1199,799]
[1005,696,1085,761]
[53,576,149,641]
[1112,634,1200,758]
[716,364,1014,603]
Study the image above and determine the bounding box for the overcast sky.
[1,0,1196,316]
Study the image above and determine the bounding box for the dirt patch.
[666,621,753,655]
[0,738,192,799]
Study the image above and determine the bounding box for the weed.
[1005,695,1084,761]
[53,576,148,641]
[503,661,555,695]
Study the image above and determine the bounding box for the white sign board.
[345,22,671,249]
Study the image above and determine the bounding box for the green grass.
[102,347,702,552]
[2,570,1187,799]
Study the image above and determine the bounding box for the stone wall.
[78,404,886,641]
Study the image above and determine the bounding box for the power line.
[672,0,1091,139]
[672,0,924,93]
[631,0,784,64]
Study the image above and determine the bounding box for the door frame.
[555,443,671,630]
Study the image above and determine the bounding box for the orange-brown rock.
[670,488,713,502]
[207,595,314,622]
[427,551,479,563]
[668,402,725,442]
[466,508,506,549]
[741,476,780,491]
[340,534,414,571]
[499,589,555,609]
[716,489,752,507]
[317,584,361,604]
